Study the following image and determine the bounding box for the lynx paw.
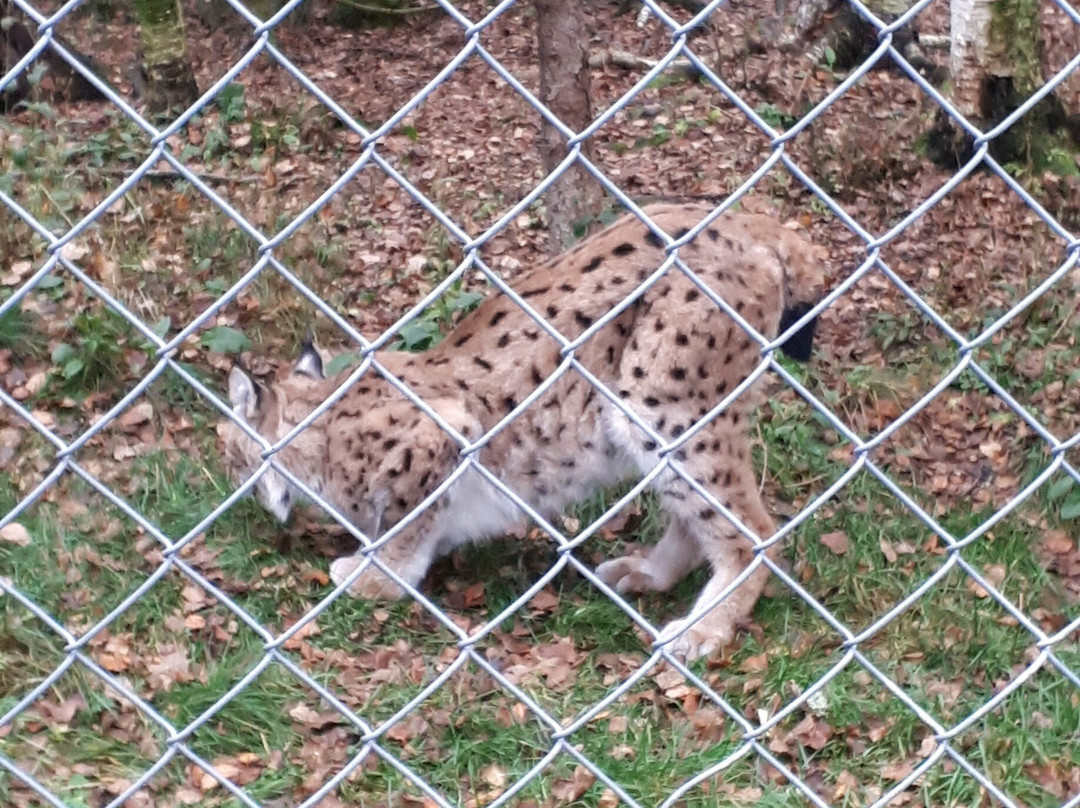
[596,555,674,594]
[330,556,407,600]
[656,615,736,661]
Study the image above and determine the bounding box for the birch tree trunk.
[135,0,199,114]
[950,0,1018,118]
[945,0,1063,165]
[534,0,605,255]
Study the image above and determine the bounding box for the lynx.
[221,203,827,659]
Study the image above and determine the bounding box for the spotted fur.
[220,203,827,659]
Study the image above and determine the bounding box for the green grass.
[3,417,1075,807]
[2,291,1077,806]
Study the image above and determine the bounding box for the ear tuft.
[228,365,259,419]
[294,339,325,380]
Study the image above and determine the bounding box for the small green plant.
[755,102,797,130]
[215,83,247,124]
[822,45,838,74]
[1047,475,1080,520]
[393,282,484,352]
[0,295,45,356]
[49,307,134,390]
[199,325,251,355]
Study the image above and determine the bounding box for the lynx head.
[219,341,326,522]
[773,225,828,362]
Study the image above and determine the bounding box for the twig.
[588,48,699,78]
[333,0,434,14]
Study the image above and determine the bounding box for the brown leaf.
[881,760,915,781]
[118,401,154,429]
[654,668,686,692]
[36,694,87,725]
[740,652,769,672]
[833,770,859,799]
[0,523,31,546]
[146,647,192,691]
[528,588,558,613]
[282,618,320,650]
[385,714,429,743]
[480,763,508,789]
[301,567,331,586]
[786,714,832,750]
[464,581,486,607]
[968,563,1006,598]
[175,786,203,804]
[287,703,343,731]
[184,614,206,630]
[551,765,595,803]
[1042,529,1074,554]
[819,531,849,555]
[597,788,620,808]
[880,538,898,564]
[98,633,134,672]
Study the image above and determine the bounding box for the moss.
[988,0,1042,94]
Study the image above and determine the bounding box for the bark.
[781,0,921,72]
[950,0,1013,118]
[1,0,106,112]
[135,0,199,114]
[535,0,605,255]
[935,0,1075,169]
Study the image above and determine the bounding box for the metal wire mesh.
[1,0,1079,807]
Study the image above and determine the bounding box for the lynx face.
[221,203,827,658]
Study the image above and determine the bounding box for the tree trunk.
[535,0,605,255]
[950,0,1018,118]
[941,0,1071,168]
[1,0,106,112]
[783,0,920,72]
[135,0,199,114]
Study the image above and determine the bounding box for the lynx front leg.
[645,422,782,660]
[596,518,703,594]
[657,486,779,660]
[657,535,779,660]
[330,509,442,600]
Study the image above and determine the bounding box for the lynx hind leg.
[329,395,477,601]
[655,431,780,660]
[596,518,703,594]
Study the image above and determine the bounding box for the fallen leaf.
[834,770,859,799]
[118,402,154,429]
[551,765,595,802]
[820,531,849,555]
[464,581,486,607]
[480,763,508,789]
[968,563,1006,598]
[146,648,192,691]
[786,714,832,750]
[597,788,620,808]
[1042,529,1074,554]
[0,523,31,546]
[740,652,769,673]
[880,538,898,564]
[881,760,914,781]
[528,588,558,613]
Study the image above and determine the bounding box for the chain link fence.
[2,0,1080,806]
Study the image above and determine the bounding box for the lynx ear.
[294,338,325,380]
[228,365,260,419]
